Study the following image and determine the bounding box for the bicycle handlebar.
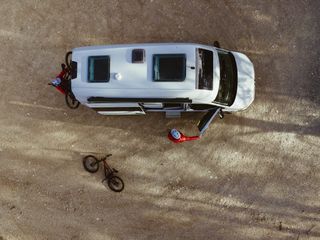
[100,154,112,161]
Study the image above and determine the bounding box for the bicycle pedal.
[101,178,107,183]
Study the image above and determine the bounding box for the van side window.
[88,56,110,82]
[153,54,186,81]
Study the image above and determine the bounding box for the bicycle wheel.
[65,51,72,69]
[107,176,124,192]
[65,92,80,109]
[83,155,99,173]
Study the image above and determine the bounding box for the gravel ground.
[0,1,319,239]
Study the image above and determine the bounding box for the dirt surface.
[0,1,319,239]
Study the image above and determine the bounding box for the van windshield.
[197,48,213,90]
[214,50,237,106]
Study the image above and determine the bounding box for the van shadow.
[16,98,205,140]
[223,114,320,137]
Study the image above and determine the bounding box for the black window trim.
[87,97,192,104]
[92,107,144,112]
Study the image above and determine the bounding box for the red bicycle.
[48,51,80,109]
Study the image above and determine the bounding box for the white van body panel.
[228,51,255,111]
[70,43,255,115]
[72,43,216,104]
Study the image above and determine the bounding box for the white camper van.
[66,42,254,135]
[70,43,254,115]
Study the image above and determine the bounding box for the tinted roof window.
[88,56,110,82]
[197,48,213,90]
[153,54,186,81]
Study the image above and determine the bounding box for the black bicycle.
[49,51,80,109]
[64,51,80,109]
[83,154,124,192]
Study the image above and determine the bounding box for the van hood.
[229,51,255,111]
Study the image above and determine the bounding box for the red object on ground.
[167,129,200,143]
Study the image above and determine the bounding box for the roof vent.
[132,49,145,63]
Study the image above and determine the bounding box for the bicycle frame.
[103,160,114,178]
[93,155,114,178]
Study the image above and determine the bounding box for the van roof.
[71,43,218,104]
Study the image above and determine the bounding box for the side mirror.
[213,41,221,48]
